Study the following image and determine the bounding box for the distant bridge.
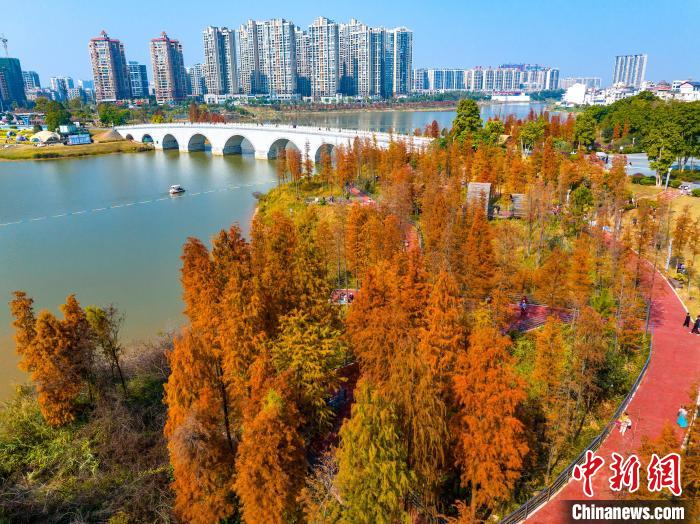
[114,123,432,162]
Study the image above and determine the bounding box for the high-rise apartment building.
[613,54,647,88]
[187,63,206,97]
[413,65,559,92]
[236,19,297,96]
[150,32,188,104]
[295,26,312,97]
[388,27,412,96]
[560,77,602,90]
[259,19,297,96]
[0,57,26,108]
[237,20,262,94]
[233,16,412,100]
[50,76,74,100]
[22,70,40,91]
[128,61,149,98]
[309,17,339,98]
[202,26,238,96]
[88,31,131,102]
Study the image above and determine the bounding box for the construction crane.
[0,34,7,57]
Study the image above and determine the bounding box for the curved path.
[526,263,700,522]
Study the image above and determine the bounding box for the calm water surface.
[0,104,544,396]
[287,102,547,133]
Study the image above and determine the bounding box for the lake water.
[284,102,547,134]
[0,104,544,396]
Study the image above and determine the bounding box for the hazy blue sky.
[4,0,698,84]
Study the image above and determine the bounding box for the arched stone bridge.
[114,123,432,162]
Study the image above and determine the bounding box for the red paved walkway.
[526,262,700,522]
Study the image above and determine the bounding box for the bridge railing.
[115,122,432,144]
[499,337,653,524]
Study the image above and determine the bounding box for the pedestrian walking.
[684,312,692,327]
[677,406,689,429]
[618,412,632,435]
[692,315,700,334]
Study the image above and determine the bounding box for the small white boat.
[169,184,185,195]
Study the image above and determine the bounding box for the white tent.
[30,131,61,143]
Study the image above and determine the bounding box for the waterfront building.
[187,63,206,97]
[613,54,647,88]
[295,26,312,97]
[22,70,40,91]
[89,31,131,102]
[0,57,27,108]
[309,17,339,98]
[128,61,149,98]
[236,19,297,97]
[414,64,558,93]
[150,32,188,104]
[50,76,74,101]
[560,76,602,90]
[368,27,387,98]
[237,20,262,94]
[202,26,238,96]
[387,27,412,96]
[259,19,297,96]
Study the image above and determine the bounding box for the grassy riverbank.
[0,141,153,161]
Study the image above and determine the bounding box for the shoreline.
[0,142,153,162]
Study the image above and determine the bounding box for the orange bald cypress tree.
[165,330,239,523]
[459,205,495,301]
[10,292,91,426]
[165,330,239,524]
[32,312,85,426]
[568,236,594,308]
[452,314,528,519]
[234,387,306,524]
[346,261,402,383]
[419,271,465,391]
[165,226,255,523]
[10,291,37,370]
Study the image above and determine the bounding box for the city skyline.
[3,0,698,84]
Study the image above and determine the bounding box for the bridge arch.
[141,134,153,144]
[124,133,134,141]
[267,138,301,160]
[162,134,179,150]
[222,134,255,155]
[314,143,336,164]
[187,133,211,152]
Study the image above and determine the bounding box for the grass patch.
[0,141,152,161]
[256,178,346,224]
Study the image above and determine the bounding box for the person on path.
[677,406,689,429]
[692,315,700,334]
[618,412,632,435]
[684,312,692,327]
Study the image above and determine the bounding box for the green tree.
[574,112,597,149]
[44,101,71,131]
[451,98,482,142]
[98,103,129,126]
[336,381,413,524]
[643,123,683,185]
[519,119,546,150]
[270,310,345,435]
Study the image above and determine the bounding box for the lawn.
[0,141,152,161]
